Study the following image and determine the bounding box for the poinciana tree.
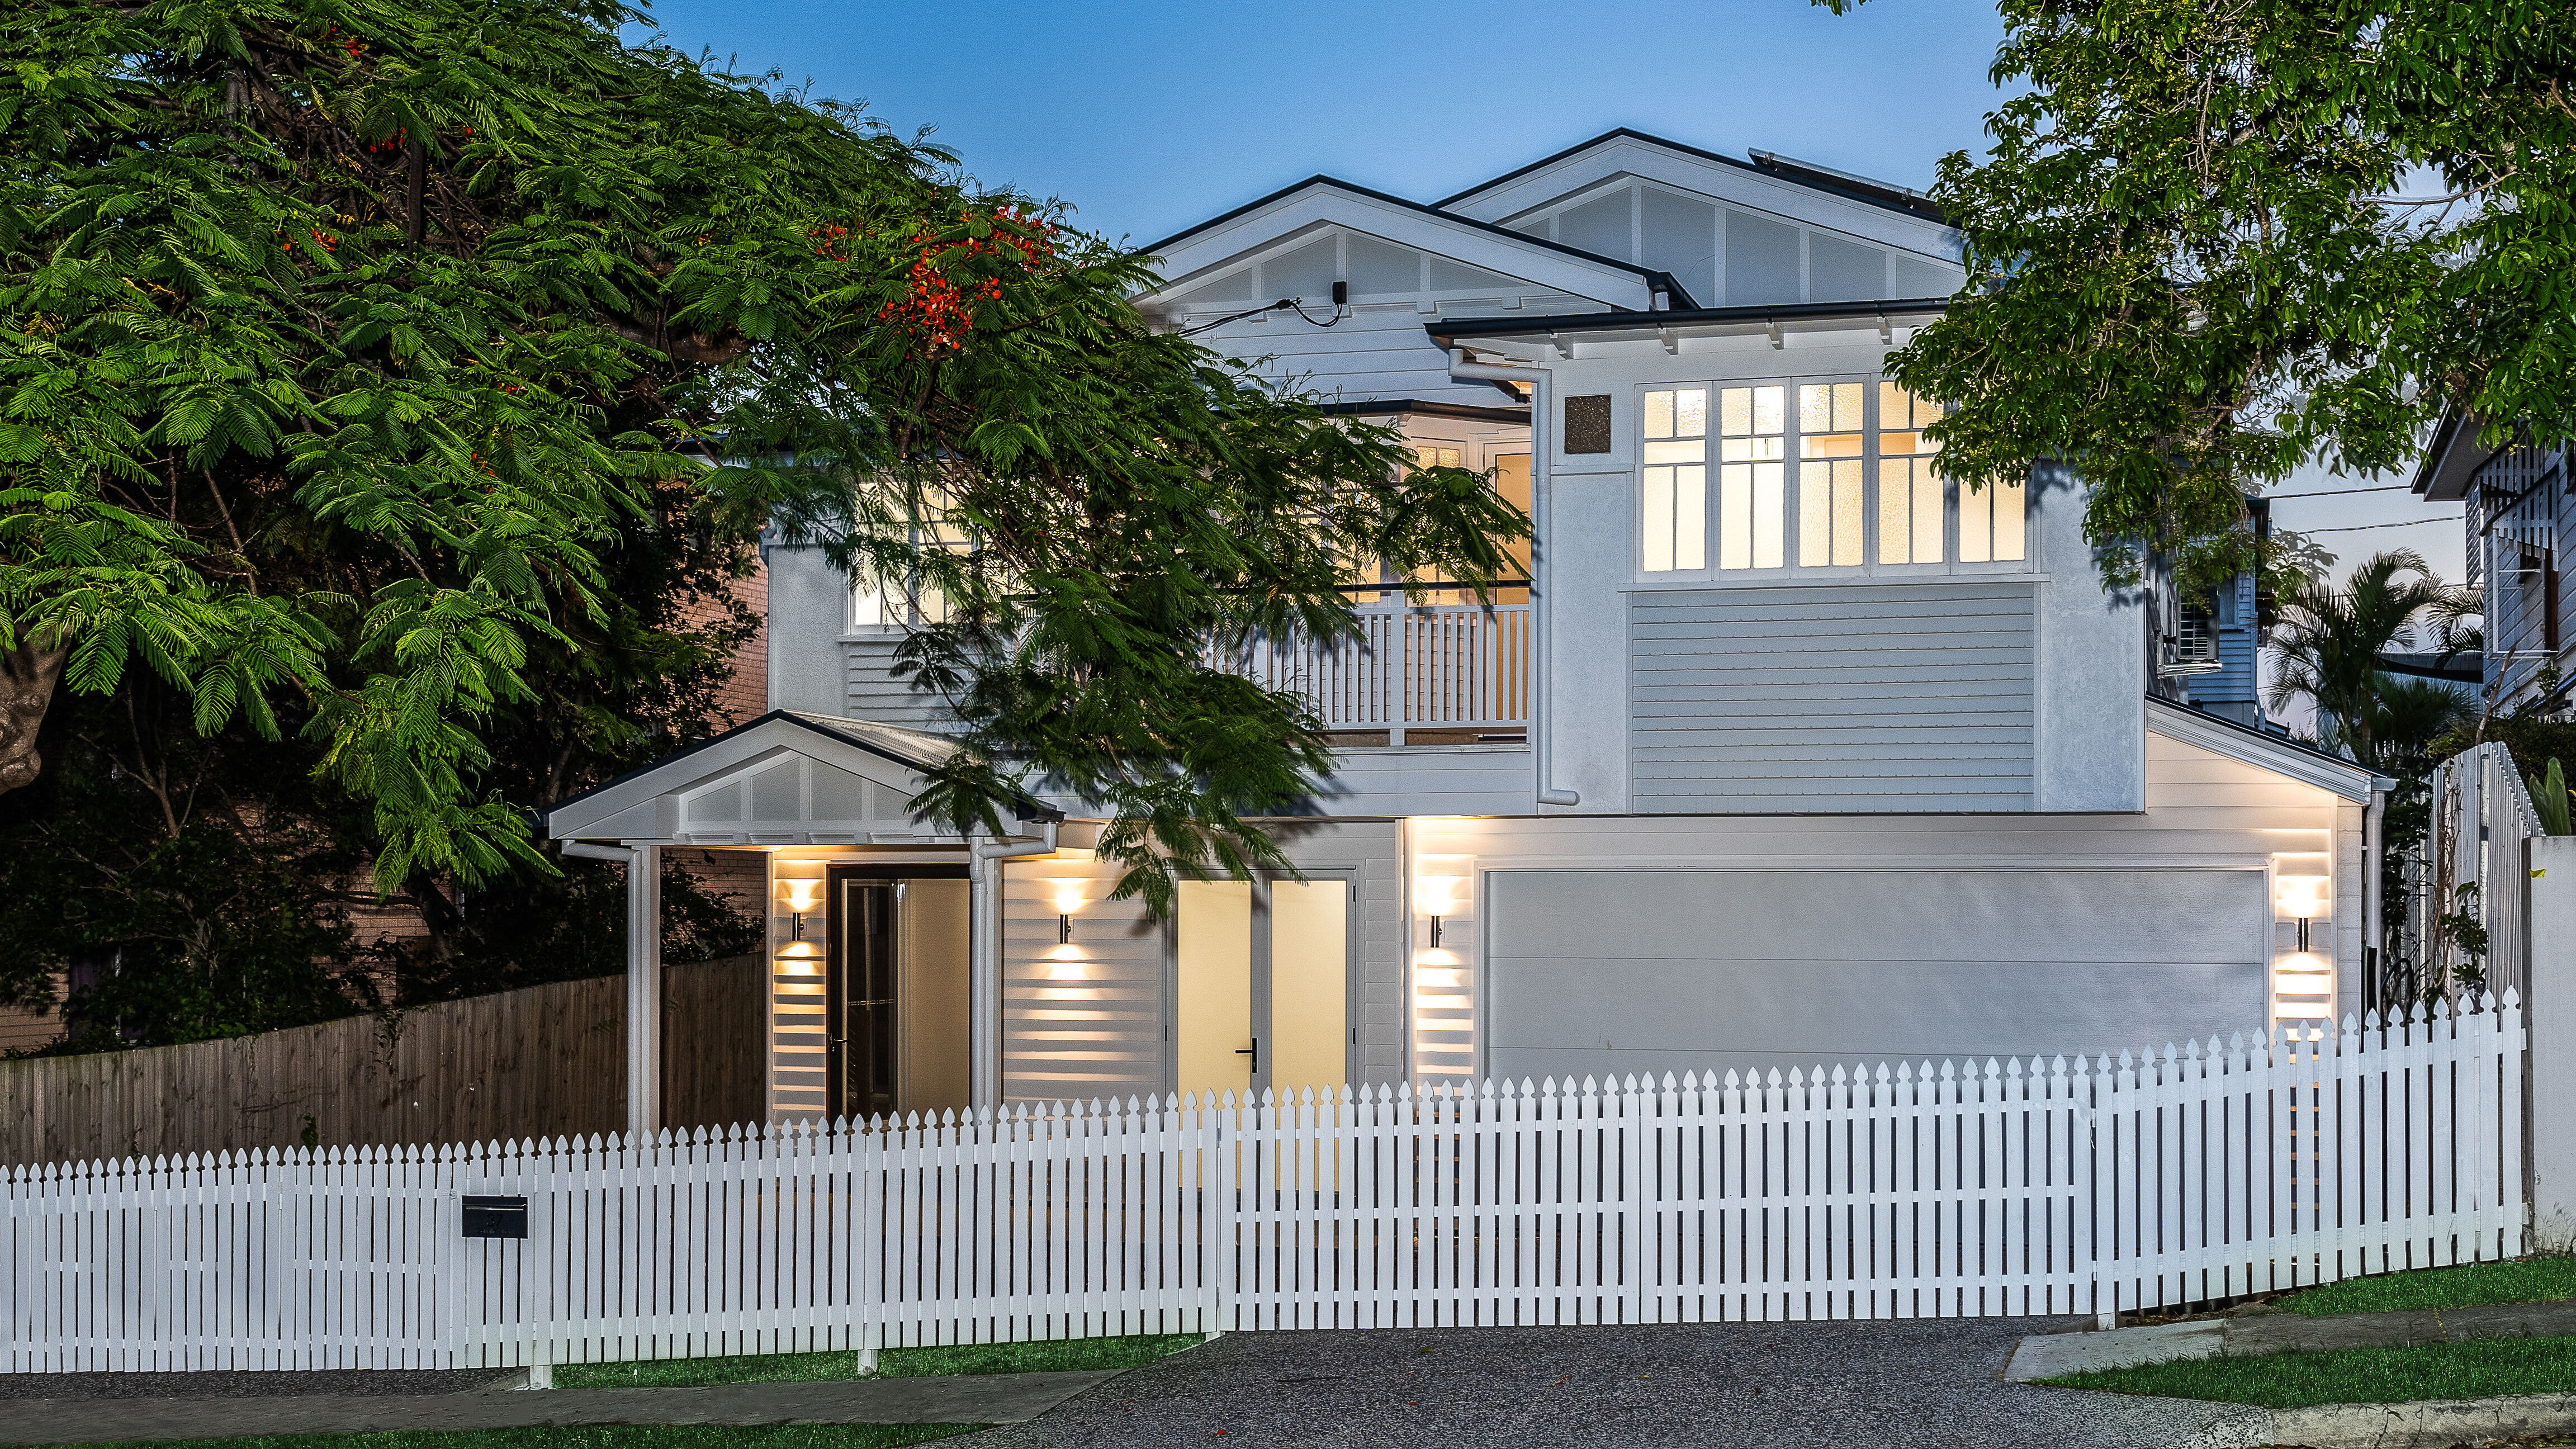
[2,0,1522,949]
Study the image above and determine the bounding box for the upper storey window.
[1638,380,2023,578]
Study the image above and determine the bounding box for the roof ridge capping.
[1746,149,1944,221]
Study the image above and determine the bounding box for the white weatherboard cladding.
[1407,727,2365,1081]
[1483,865,2268,1083]
[993,821,1405,1103]
[1627,583,2037,811]
[1191,302,1572,409]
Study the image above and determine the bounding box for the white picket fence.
[2,997,2523,1372]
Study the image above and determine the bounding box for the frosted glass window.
[1716,385,1785,570]
[1797,383,1867,567]
[1640,388,1707,572]
[1877,383,1944,564]
[1960,477,2028,563]
[1413,446,1462,471]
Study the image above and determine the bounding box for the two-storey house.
[2413,413,2570,712]
[548,131,2381,1131]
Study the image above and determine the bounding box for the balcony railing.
[1220,604,1532,741]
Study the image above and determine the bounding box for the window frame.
[1631,374,2030,584]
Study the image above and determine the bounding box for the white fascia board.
[1445,312,1938,367]
[1446,138,1961,261]
[546,718,933,839]
[1139,185,1654,311]
[2146,698,2381,802]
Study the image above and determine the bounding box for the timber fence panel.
[0,999,2527,1370]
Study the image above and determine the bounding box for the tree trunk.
[0,640,68,794]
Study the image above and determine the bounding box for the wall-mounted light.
[2275,875,2328,953]
[779,878,822,943]
[1416,875,1465,949]
[1050,886,1085,944]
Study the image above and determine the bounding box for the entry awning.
[543,711,1060,847]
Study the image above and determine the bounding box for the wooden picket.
[0,996,2524,1372]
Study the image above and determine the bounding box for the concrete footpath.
[7,1372,1120,1446]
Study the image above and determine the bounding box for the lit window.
[1640,388,1706,572]
[1877,383,1945,564]
[1413,446,1462,471]
[1716,385,1784,570]
[1797,383,1866,567]
[1957,427,2026,564]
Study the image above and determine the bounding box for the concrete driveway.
[977,1317,2267,1449]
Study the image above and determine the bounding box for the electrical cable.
[1178,297,1343,337]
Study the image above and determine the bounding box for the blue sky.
[631,0,2464,584]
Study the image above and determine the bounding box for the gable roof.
[2146,696,2389,801]
[1437,128,1944,222]
[544,710,1060,844]
[1142,173,1670,279]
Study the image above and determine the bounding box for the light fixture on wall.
[1415,875,1465,950]
[1051,886,1085,944]
[2275,875,2328,953]
[779,877,822,943]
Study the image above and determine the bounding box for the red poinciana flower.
[874,206,1059,355]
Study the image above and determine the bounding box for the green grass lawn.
[2270,1255,2576,1318]
[553,1334,1204,1389]
[2040,1332,2576,1408]
[60,1428,981,1449]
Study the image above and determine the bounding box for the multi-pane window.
[1716,385,1785,570]
[1637,377,2024,575]
[1414,446,1462,471]
[1640,388,1707,572]
[1797,383,1867,567]
[1877,383,1944,564]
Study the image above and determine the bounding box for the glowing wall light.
[1415,874,1466,949]
[2275,875,2328,952]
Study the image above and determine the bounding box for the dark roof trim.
[2155,695,2381,781]
[2376,652,2483,684]
[1318,399,1533,425]
[1433,128,1949,224]
[1427,295,1952,345]
[544,710,1062,836]
[2409,407,2506,502]
[1137,175,1664,285]
[1748,150,1945,221]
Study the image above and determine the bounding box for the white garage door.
[1485,868,2268,1083]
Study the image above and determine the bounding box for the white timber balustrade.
[0,996,2523,1372]
[1220,604,1532,739]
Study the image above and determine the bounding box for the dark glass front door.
[831,879,898,1121]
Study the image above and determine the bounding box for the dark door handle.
[1234,1039,1259,1073]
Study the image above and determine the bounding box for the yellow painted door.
[1175,881,1253,1100]
[1267,880,1349,1097]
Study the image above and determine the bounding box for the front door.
[1173,877,1352,1101]
[827,865,970,1121]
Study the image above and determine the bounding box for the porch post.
[968,847,1002,1110]
[628,842,663,1138]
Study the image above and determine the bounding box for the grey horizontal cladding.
[842,637,956,730]
[1628,583,2038,811]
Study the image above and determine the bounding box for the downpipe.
[1448,348,1577,807]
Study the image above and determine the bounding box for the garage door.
[1485,868,2267,1083]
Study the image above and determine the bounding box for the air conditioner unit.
[2158,604,2224,677]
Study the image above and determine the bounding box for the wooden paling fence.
[0,996,2522,1372]
[0,956,764,1168]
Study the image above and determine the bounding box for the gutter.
[1448,348,1577,808]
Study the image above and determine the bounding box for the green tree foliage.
[4,0,1521,954]
[2265,550,2476,770]
[1817,0,2576,593]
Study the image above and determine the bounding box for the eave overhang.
[1428,296,1951,353]
[2146,697,2389,801]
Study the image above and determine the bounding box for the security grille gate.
[1,997,2523,1372]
